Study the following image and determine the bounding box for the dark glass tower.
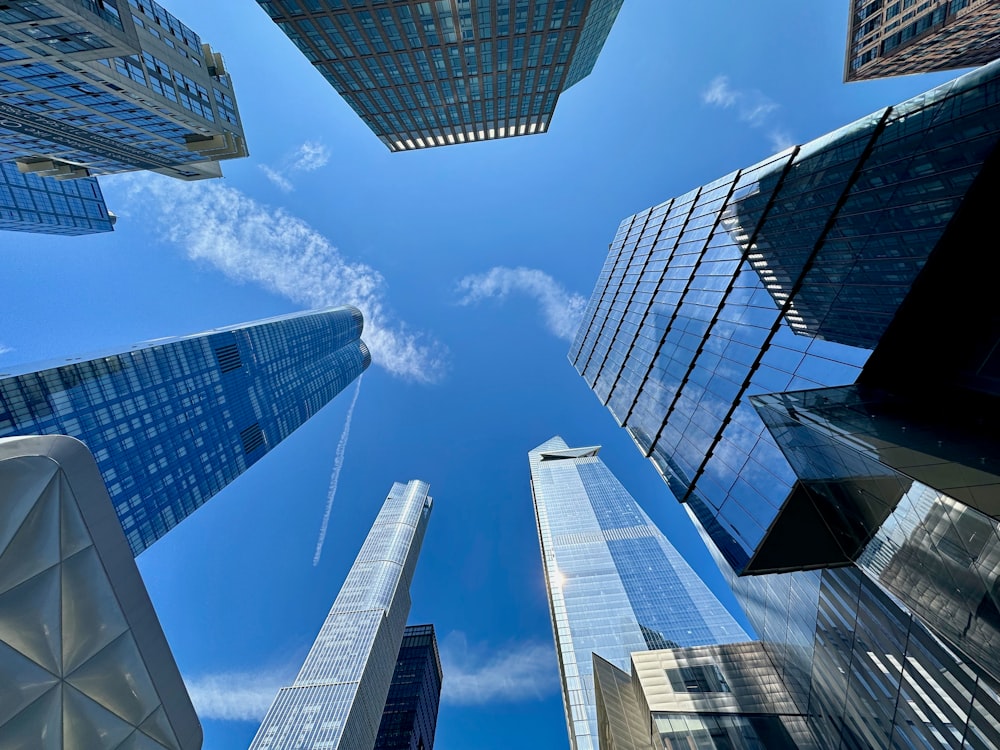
[0,161,114,235]
[573,60,1000,748]
[255,0,623,151]
[845,0,1000,82]
[0,307,370,555]
[0,0,246,181]
[529,437,747,750]
[250,481,433,750]
[375,624,443,750]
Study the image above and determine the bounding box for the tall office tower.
[0,161,115,235]
[845,0,1000,82]
[0,307,370,556]
[0,0,246,181]
[249,481,433,750]
[572,59,1000,747]
[529,437,748,750]
[255,0,623,151]
[374,624,443,750]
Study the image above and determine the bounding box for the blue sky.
[0,1,963,748]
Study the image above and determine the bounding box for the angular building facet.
[529,437,748,750]
[249,481,433,750]
[0,435,201,749]
[374,624,442,750]
[845,0,1000,82]
[573,60,1000,748]
[0,161,114,235]
[255,0,623,151]
[0,0,247,181]
[0,307,371,556]
[593,643,818,750]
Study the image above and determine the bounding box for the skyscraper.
[0,307,370,556]
[844,0,1000,82]
[374,624,443,750]
[249,480,433,750]
[255,0,624,151]
[572,60,1000,747]
[0,161,114,235]
[529,437,747,750]
[0,0,246,181]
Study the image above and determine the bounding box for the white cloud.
[258,140,331,191]
[291,140,331,172]
[258,164,293,193]
[0,344,11,356]
[114,174,447,382]
[456,266,587,341]
[439,632,559,705]
[768,129,795,152]
[702,75,738,108]
[185,668,289,722]
[702,75,793,147]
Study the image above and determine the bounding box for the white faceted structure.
[0,435,201,749]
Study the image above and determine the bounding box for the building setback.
[0,307,370,556]
[529,437,747,750]
[845,0,1000,81]
[374,624,443,750]
[255,0,624,151]
[249,481,433,750]
[0,0,246,181]
[572,59,1000,747]
[0,160,114,235]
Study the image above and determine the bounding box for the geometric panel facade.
[0,435,201,749]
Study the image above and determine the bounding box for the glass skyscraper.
[0,0,246,181]
[255,0,624,151]
[249,480,433,750]
[0,160,114,235]
[374,624,443,750]
[572,59,1000,748]
[0,307,370,556]
[845,0,1000,82]
[529,436,747,750]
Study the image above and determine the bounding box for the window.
[666,664,731,694]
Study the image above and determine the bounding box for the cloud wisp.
[456,266,587,341]
[314,375,363,566]
[439,631,560,705]
[0,343,11,356]
[258,164,293,193]
[702,75,793,150]
[116,175,446,382]
[291,140,331,172]
[185,668,290,722]
[259,139,332,192]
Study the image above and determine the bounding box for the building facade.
[572,60,1000,748]
[593,643,818,750]
[0,160,114,235]
[0,435,201,750]
[374,624,443,750]
[529,437,748,750]
[0,307,370,556]
[845,0,1000,82]
[0,0,246,181]
[255,0,623,151]
[249,481,433,750]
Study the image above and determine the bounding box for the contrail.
[313,376,363,566]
